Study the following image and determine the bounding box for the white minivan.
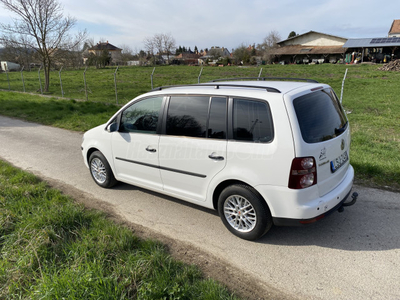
[82,78,357,240]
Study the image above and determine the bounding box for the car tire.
[89,151,117,188]
[218,184,272,240]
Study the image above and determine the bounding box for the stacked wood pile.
[378,59,400,71]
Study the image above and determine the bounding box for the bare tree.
[162,33,176,64]
[119,44,136,64]
[153,34,164,59]
[261,30,281,49]
[143,36,156,65]
[0,0,86,92]
[258,30,281,63]
[143,33,176,65]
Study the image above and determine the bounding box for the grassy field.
[1,64,399,189]
[0,63,383,104]
[0,160,239,299]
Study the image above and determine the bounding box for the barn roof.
[343,37,400,48]
[269,45,346,56]
[89,42,122,51]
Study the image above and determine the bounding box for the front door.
[112,96,164,191]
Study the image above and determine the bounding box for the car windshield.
[293,89,347,143]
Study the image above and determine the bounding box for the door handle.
[146,146,157,153]
[208,153,224,161]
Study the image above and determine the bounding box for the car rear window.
[293,89,347,143]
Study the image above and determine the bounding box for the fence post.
[114,66,119,104]
[198,67,203,83]
[21,66,25,92]
[38,65,43,94]
[59,66,64,97]
[83,66,88,101]
[258,68,263,79]
[151,67,155,89]
[340,68,348,103]
[5,69,10,90]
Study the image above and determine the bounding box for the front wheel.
[218,185,272,240]
[89,151,117,188]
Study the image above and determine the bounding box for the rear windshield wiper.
[335,121,348,135]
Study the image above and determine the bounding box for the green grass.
[0,92,119,131]
[1,64,399,189]
[0,160,239,299]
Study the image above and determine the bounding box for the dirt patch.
[44,177,296,300]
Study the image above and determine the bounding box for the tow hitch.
[338,192,358,213]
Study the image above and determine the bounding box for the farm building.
[343,19,400,63]
[268,31,347,64]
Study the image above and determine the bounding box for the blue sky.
[1,0,399,53]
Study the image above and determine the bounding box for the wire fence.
[0,66,271,104]
[1,64,352,105]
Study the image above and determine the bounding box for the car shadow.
[112,183,400,252]
[257,196,400,252]
[111,182,219,216]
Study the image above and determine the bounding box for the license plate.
[330,151,348,173]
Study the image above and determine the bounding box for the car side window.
[233,98,274,143]
[166,96,209,137]
[120,97,163,134]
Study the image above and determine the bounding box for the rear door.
[292,88,350,196]
[158,95,227,202]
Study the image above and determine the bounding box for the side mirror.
[107,122,119,133]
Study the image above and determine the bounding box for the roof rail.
[210,77,319,83]
[152,83,281,93]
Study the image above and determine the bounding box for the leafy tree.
[0,0,86,92]
[233,44,251,65]
[99,49,111,67]
[176,46,183,55]
[288,31,297,38]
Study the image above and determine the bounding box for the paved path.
[1,115,399,300]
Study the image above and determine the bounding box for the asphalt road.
[1,115,399,300]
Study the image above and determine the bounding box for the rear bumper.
[272,189,356,226]
[255,164,355,225]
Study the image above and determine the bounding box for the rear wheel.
[89,151,117,188]
[218,185,272,240]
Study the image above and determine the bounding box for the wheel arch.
[86,147,100,164]
[212,179,266,210]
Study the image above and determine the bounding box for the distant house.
[268,31,347,64]
[389,19,400,37]
[173,50,200,65]
[88,41,122,64]
[199,46,231,65]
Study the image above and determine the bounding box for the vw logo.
[341,139,345,151]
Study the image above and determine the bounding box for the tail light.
[288,157,317,189]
